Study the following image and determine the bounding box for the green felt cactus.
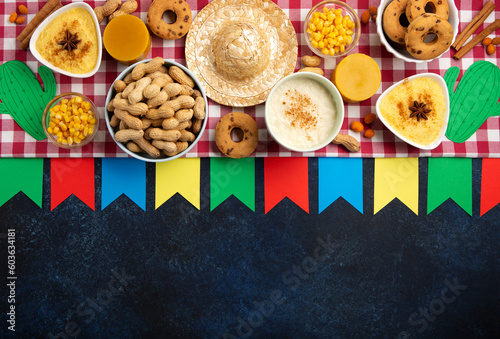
[444,61,500,143]
[0,60,56,140]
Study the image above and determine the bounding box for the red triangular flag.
[51,158,95,211]
[264,157,309,214]
[480,159,500,216]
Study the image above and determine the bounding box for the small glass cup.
[304,0,361,59]
[43,92,99,149]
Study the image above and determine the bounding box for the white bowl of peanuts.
[43,92,99,149]
[105,57,208,162]
[304,0,361,58]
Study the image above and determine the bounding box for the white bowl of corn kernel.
[42,92,99,149]
[304,0,361,58]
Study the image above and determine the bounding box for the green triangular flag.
[427,158,472,215]
[210,158,255,211]
[0,158,43,208]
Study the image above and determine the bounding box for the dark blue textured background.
[0,158,499,338]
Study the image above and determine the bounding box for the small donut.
[215,112,258,158]
[405,13,453,60]
[406,0,449,23]
[382,0,410,45]
[147,0,192,40]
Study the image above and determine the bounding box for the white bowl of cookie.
[376,0,459,63]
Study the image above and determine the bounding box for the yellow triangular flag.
[374,158,419,215]
[156,158,200,210]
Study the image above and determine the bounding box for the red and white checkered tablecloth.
[0,0,499,158]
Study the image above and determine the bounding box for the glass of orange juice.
[103,14,151,66]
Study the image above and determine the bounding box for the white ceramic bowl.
[376,73,449,150]
[30,2,102,78]
[376,0,459,63]
[265,72,344,152]
[105,59,208,163]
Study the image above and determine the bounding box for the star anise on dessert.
[409,101,431,121]
[58,30,81,52]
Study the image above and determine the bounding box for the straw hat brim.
[185,0,298,107]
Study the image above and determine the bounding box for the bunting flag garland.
[101,158,146,211]
[264,157,309,214]
[374,158,419,215]
[156,158,200,210]
[50,158,95,211]
[318,158,363,214]
[480,159,500,216]
[210,158,255,211]
[427,158,472,216]
[0,158,43,208]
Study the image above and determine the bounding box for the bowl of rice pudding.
[265,72,344,152]
[376,73,449,150]
[30,2,102,78]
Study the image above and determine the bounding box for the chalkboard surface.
[1,158,498,338]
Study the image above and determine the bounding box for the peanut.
[131,57,164,80]
[128,77,151,105]
[108,0,138,21]
[94,7,105,23]
[163,83,182,97]
[115,129,144,142]
[492,37,500,45]
[164,141,188,157]
[369,6,378,15]
[180,84,194,96]
[175,108,194,122]
[135,137,161,157]
[161,117,180,130]
[143,75,171,99]
[193,96,206,120]
[176,121,192,131]
[109,114,120,127]
[121,82,136,99]
[113,98,148,116]
[146,90,169,108]
[147,70,173,82]
[163,95,195,112]
[123,72,134,84]
[146,105,174,120]
[191,118,203,135]
[297,67,324,76]
[140,117,153,130]
[151,140,177,153]
[192,89,202,99]
[301,55,321,67]
[179,130,195,142]
[15,16,25,25]
[148,128,181,141]
[332,133,360,152]
[126,141,142,153]
[169,66,195,88]
[113,80,127,93]
[107,100,115,112]
[114,109,143,130]
[94,0,121,23]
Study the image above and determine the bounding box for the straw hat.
[185,0,298,107]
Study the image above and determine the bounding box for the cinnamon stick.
[453,19,500,60]
[19,3,63,51]
[16,0,60,43]
[452,1,495,51]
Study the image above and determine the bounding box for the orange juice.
[103,15,151,65]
